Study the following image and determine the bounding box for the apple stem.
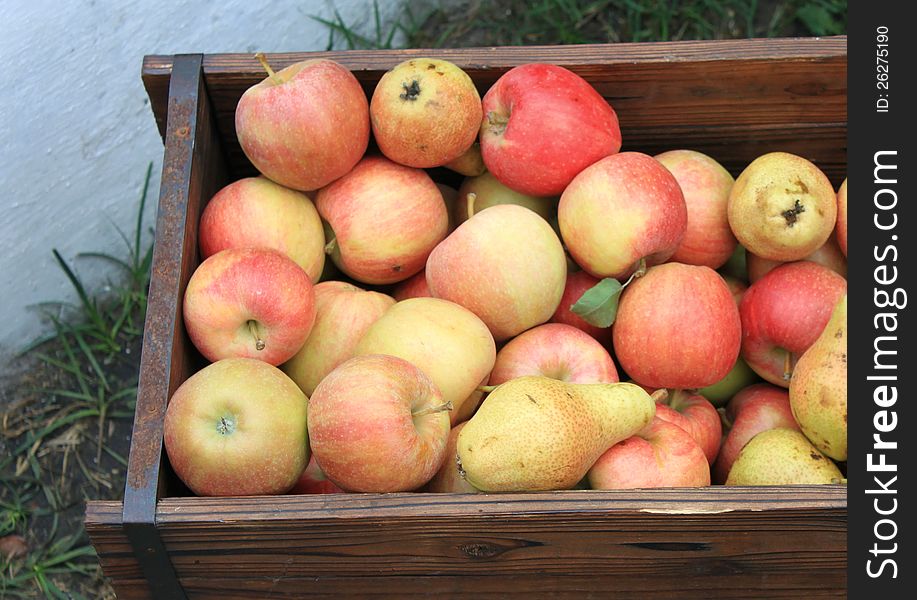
[324,237,337,256]
[476,384,497,394]
[783,350,794,381]
[247,320,265,351]
[411,400,453,418]
[650,389,669,403]
[718,407,733,431]
[255,52,283,86]
[466,192,477,221]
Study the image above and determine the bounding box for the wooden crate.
[85,37,848,599]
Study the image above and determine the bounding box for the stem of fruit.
[411,400,453,417]
[650,389,668,403]
[466,192,477,221]
[476,384,497,393]
[718,407,733,431]
[255,52,283,86]
[324,237,337,256]
[247,320,265,351]
[782,350,794,381]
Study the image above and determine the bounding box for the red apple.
[588,418,710,489]
[559,152,687,279]
[426,204,567,342]
[654,392,722,465]
[235,55,369,191]
[281,281,394,396]
[746,236,847,283]
[549,270,613,347]
[479,63,621,197]
[199,176,326,282]
[739,261,847,386]
[316,156,448,285]
[308,354,451,492]
[425,422,480,493]
[655,150,736,269]
[288,455,345,494]
[183,248,316,365]
[836,178,847,256]
[392,270,432,301]
[371,58,482,168]
[712,383,800,484]
[163,358,308,496]
[489,323,618,385]
[613,263,741,390]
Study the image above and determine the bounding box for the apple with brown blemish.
[235,54,369,191]
[727,152,837,261]
[479,63,621,197]
[371,58,482,169]
[183,248,316,366]
[316,156,448,285]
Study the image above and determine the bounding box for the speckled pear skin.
[456,377,656,491]
[725,428,844,485]
[790,295,847,461]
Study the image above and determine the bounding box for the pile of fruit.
[162,53,848,497]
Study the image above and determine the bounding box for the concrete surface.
[0,0,406,367]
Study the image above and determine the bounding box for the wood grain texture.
[142,36,847,184]
[87,487,845,598]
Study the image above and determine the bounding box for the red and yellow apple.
[746,236,847,283]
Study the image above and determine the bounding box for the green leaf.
[570,277,625,328]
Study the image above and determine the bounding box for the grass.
[314,0,846,50]
[0,164,154,599]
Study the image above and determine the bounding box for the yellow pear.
[789,295,847,460]
[456,377,656,491]
[726,428,844,485]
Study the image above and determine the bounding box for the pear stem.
[466,192,477,221]
[650,389,669,403]
[247,320,265,351]
[476,384,497,394]
[255,52,283,86]
[324,236,337,256]
[411,400,453,418]
[782,350,794,381]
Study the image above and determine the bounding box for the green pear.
[456,377,656,491]
[789,295,847,460]
[726,428,844,485]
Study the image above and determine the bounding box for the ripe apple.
[392,270,432,301]
[613,263,741,390]
[426,204,567,342]
[559,152,687,279]
[739,261,847,386]
[721,274,748,306]
[308,354,451,492]
[489,323,618,385]
[281,281,394,396]
[316,156,448,285]
[199,176,325,282]
[354,297,496,424]
[746,236,847,282]
[425,422,480,493]
[652,393,722,465]
[288,455,344,494]
[479,63,621,197]
[183,248,316,365]
[712,383,800,484]
[163,358,308,496]
[588,418,710,489]
[235,55,369,191]
[454,171,556,227]
[655,149,736,269]
[727,152,837,261]
[698,356,759,407]
[549,270,613,347]
[371,58,482,168]
[836,178,847,256]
